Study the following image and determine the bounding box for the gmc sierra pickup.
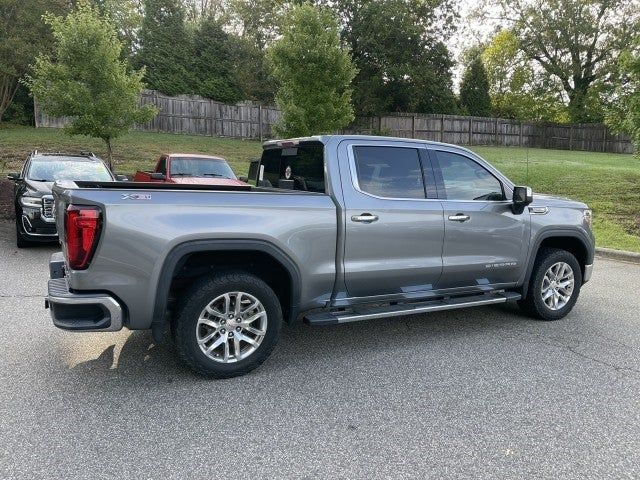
[46,135,595,378]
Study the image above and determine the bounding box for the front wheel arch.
[521,232,592,298]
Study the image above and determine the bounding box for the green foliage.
[335,0,458,116]
[26,2,157,166]
[497,0,640,123]
[191,17,243,103]
[0,0,67,122]
[481,30,568,122]
[606,43,640,157]
[459,58,491,117]
[268,4,356,137]
[135,0,194,96]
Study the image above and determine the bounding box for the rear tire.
[518,248,582,321]
[173,271,282,379]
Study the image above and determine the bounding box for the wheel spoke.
[223,294,231,315]
[234,337,242,360]
[223,339,230,361]
[198,331,217,345]
[205,306,225,319]
[245,326,266,336]
[206,335,225,354]
[236,331,259,346]
[234,293,243,316]
[199,318,218,329]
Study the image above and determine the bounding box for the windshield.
[170,157,236,179]
[27,158,112,182]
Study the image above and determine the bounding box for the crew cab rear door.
[339,139,444,300]
[429,146,529,289]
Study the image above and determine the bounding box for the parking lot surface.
[0,219,639,479]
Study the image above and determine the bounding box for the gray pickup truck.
[46,135,594,378]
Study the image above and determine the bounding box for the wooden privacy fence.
[35,90,634,154]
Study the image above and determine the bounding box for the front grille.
[42,195,54,219]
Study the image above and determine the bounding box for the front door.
[431,148,529,290]
[340,141,444,299]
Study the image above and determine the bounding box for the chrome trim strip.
[21,215,58,237]
[583,263,593,283]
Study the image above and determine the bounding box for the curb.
[595,247,640,264]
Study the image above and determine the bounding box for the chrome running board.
[304,291,521,326]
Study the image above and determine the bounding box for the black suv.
[7,151,119,247]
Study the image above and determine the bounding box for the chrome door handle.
[448,214,470,222]
[351,213,379,223]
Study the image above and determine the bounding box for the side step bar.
[304,291,521,326]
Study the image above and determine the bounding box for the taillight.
[65,205,102,270]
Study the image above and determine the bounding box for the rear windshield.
[258,143,325,193]
[27,158,112,182]
[170,157,236,179]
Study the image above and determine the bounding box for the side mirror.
[512,186,533,214]
[115,174,129,181]
[6,172,19,181]
[150,172,166,180]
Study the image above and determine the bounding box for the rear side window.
[352,146,426,199]
[260,143,325,193]
[435,151,504,201]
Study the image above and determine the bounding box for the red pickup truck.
[133,154,248,186]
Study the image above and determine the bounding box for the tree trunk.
[105,137,113,171]
[0,77,20,123]
[567,83,591,123]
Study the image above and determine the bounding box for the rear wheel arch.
[151,240,301,341]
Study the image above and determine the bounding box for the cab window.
[435,151,504,201]
[259,143,325,193]
[352,146,426,199]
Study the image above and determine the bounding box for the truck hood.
[171,177,248,186]
[533,193,588,209]
[25,179,54,194]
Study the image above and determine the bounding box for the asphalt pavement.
[0,219,639,479]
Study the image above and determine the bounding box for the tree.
[191,17,243,102]
[606,42,640,156]
[0,0,67,122]
[494,0,640,123]
[268,4,356,137]
[135,0,194,95]
[481,29,568,122]
[26,2,156,168]
[459,57,492,116]
[333,0,458,115]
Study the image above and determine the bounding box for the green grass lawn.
[2,125,639,252]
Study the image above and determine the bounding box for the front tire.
[173,271,282,379]
[518,248,583,320]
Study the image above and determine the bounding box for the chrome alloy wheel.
[196,292,267,363]
[541,262,575,311]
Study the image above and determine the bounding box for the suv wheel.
[518,248,583,320]
[173,271,282,378]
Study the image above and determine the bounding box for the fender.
[520,227,594,298]
[150,239,302,341]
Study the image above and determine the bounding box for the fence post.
[411,115,416,138]
[603,127,607,152]
[258,105,263,142]
[468,118,473,145]
[569,125,574,150]
[378,116,383,134]
[519,121,523,147]
[440,115,445,142]
[494,117,499,145]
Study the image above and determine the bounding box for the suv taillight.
[65,205,102,270]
